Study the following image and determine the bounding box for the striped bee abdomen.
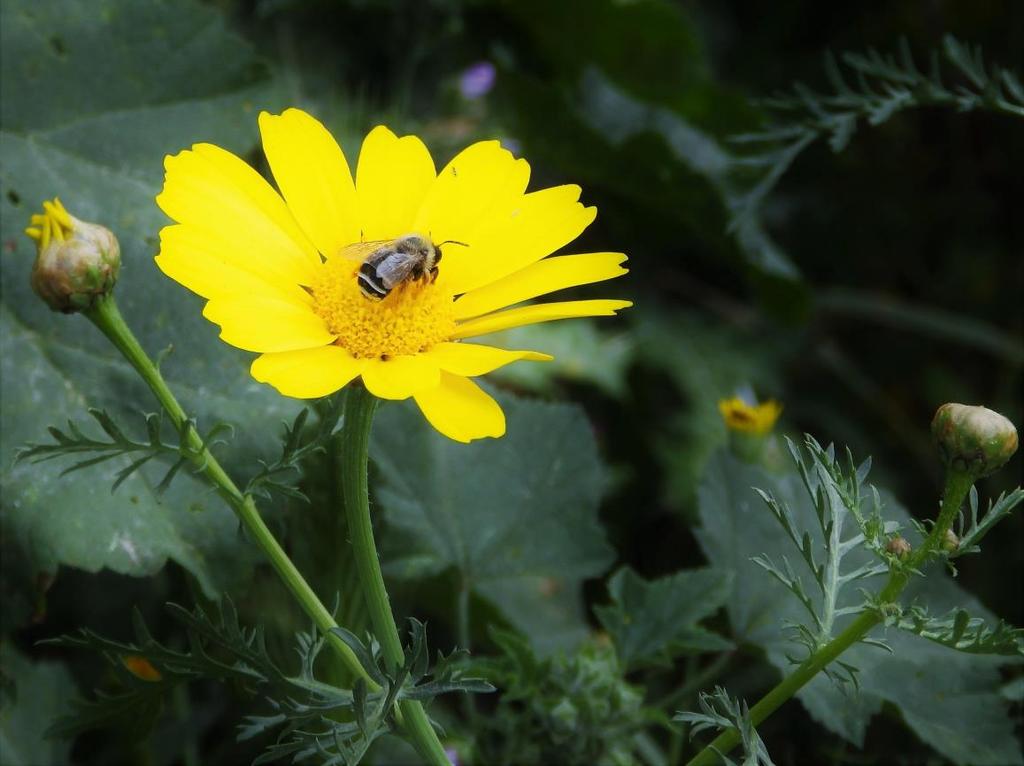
[357,261,389,300]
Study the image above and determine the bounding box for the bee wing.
[335,240,392,262]
[375,253,419,287]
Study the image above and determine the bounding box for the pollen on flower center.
[310,255,456,359]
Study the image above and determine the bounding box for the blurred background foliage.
[1,0,1021,764]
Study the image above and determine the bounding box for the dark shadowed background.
[1,1,1021,764]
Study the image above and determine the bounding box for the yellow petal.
[155,224,312,304]
[252,346,366,398]
[361,354,441,400]
[157,143,319,282]
[413,373,506,442]
[356,126,436,241]
[454,252,628,319]
[259,109,360,258]
[452,299,632,340]
[413,139,529,252]
[425,342,551,376]
[202,296,335,353]
[441,185,597,295]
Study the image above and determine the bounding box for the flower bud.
[931,403,1018,478]
[886,536,912,560]
[24,197,120,313]
[942,529,960,553]
[122,654,162,682]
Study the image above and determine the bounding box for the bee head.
[397,234,433,258]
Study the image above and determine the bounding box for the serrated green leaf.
[0,0,295,614]
[696,450,1022,765]
[675,686,776,766]
[595,566,733,668]
[471,627,645,765]
[371,394,615,654]
[889,604,1024,656]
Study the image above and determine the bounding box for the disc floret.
[311,255,456,359]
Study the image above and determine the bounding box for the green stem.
[331,435,369,638]
[685,469,975,766]
[911,470,975,573]
[85,296,371,686]
[340,386,451,766]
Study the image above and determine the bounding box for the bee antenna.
[437,239,469,248]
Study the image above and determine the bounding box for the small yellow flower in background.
[718,396,782,436]
[122,655,162,682]
[156,108,630,442]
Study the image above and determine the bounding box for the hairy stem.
[685,469,975,766]
[340,385,450,766]
[86,295,391,671]
[330,434,369,638]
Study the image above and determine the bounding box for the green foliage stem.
[87,295,451,761]
[685,468,976,766]
[83,296,370,688]
[729,36,1024,272]
[339,385,450,766]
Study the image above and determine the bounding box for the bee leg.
[429,265,439,283]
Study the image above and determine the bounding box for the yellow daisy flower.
[155,108,630,442]
[718,396,782,436]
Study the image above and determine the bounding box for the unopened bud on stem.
[942,529,960,553]
[25,197,120,313]
[931,404,1018,478]
[886,536,912,560]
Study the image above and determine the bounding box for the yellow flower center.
[311,255,456,359]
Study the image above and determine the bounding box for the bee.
[340,234,465,301]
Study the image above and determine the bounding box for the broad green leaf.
[0,0,294,612]
[572,68,799,280]
[468,577,596,655]
[496,1,796,282]
[636,309,781,514]
[595,566,733,668]
[0,645,76,766]
[481,321,634,398]
[371,395,615,654]
[1002,677,1024,702]
[501,0,708,110]
[697,450,1022,765]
